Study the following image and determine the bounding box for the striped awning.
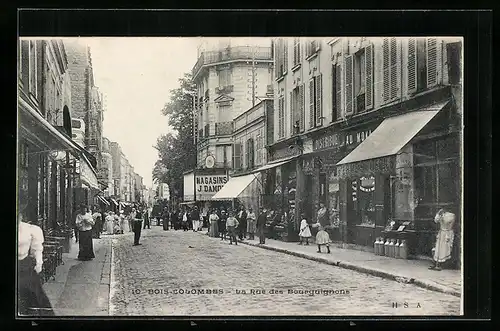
[97,195,110,205]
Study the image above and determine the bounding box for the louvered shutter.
[245,140,249,169]
[335,64,342,119]
[293,40,298,66]
[283,40,288,73]
[275,39,281,78]
[407,38,417,94]
[233,143,241,169]
[309,79,315,128]
[278,97,285,138]
[382,38,390,102]
[389,37,399,100]
[427,38,439,87]
[345,55,354,115]
[365,43,374,110]
[299,84,305,132]
[315,74,323,126]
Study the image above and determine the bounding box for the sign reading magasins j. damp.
[196,175,228,196]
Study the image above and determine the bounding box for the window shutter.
[364,44,374,110]
[315,74,322,126]
[309,79,315,128]
[283,40,288,73]
[335,64,342,120]
[407,38,417,94]
[382,38,390,102]
[299,84,305,132]
[233,143,241,169]
[293,40,298,65]
[344,55,354,115]
[389,37,399,100]
[426,38,439,87]
[297,41,301,65]
[274,39,281,78]
[245,140,250,168]
[278,97,284,138]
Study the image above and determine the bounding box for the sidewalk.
[199,228,461,298]
[42,236,112,316]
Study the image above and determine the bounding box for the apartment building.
[265,37,462,266]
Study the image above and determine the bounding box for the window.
[293,38,301,67]
[255,134,262,165]
[218,67,232,87]
[246,138,255,169]
[382,37,400,103]
[306,39,320,58]
[278,96,285,139]
[308,75,322,129]
[408,38,440,94]
[290,85,304,134]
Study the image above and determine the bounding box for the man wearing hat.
[256,207,268,245]
[132,207,143,246]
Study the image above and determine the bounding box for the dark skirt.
[218,220,227,234]
[18,257,54,316]
[78,230,95,261]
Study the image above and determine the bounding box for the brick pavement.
[231,235,462,298]
[109,227,461,316]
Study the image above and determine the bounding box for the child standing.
[226,212,239,245]
[298,215,312,245]
[312,222,331,253]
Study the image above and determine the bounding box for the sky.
[73,37,199,188]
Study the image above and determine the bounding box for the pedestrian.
[143,206,151,229]
[92,206,102,239]
[237,206,247,241]
[208,209,219,237]
[256,208,267,245]
[120,210,130,234]
[312,222,331,254]
[105,211,115,234]
[162,207,170,231]
[182,209,189,231]
[132,207,143,246]
[219,210,227,241]
[226,211,239,245]
[17,193,55,316]
[298,214,312,245]
[75,204,96,261]
[429,208,456,271]
[113,212,121,234]
[246,207,256,240]
[191,206,200,232]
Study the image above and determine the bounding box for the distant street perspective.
[18,36,463,317]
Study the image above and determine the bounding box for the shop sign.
[270,145,301,162]
[195,175,228,194]
[313,126,377,152]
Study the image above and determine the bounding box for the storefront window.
[328,168,340,227]
[358,176,375,226]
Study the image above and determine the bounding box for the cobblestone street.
[109,227,460,316]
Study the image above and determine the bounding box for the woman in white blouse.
[75,204,95,261]
[17,196,54,316]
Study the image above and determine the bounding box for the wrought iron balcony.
[193,46,273,79]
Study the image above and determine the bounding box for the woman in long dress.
[120,211,130,234]
[208,209,219,237]
[17,199,55,316]
[429,208,456,270]
[76,204,96,261]
[246,207,257,240]
[105,212,115,234]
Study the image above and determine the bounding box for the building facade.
[266,37,462,266]
[101,137,114,197]
[18,38,99,237]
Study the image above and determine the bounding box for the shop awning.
[211,174,258,200]
[80,153,100,190]
[97,195,110,205]
[337,103,447,167]
[250,155,298,174]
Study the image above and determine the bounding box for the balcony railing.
[193,46,273,78]
[215,122,233,136]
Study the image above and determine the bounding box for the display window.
[358,176,376,226]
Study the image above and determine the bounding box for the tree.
[152,72,196,203]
